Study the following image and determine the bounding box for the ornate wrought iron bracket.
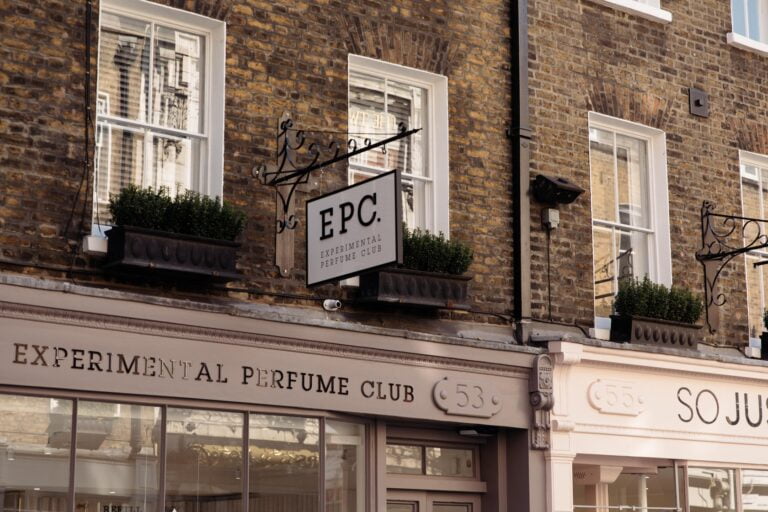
[696,201,768,334]
[254,112,420,277]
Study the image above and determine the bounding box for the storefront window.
[325,420,365,512]
[0,395,72,512]
[574,465,678,511]
[165,408,244,512]
[0,393,368,512]
[688,467,737,512]
[249,414,319,512]
[74,401,161,512]
[742,469,768,511]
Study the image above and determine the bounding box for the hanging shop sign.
[306,170,402,286]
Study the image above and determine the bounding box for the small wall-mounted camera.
[532,174,585,205]
[323,299,342,312]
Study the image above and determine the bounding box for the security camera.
[323,299,342,312]
[532,174,585,205]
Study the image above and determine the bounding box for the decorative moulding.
[588,379,645,416]
[433,377,502,418]
[589,0,672,24]
[727,32,768,58]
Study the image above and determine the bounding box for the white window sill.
[727,32,768,58]
[589,0,672,24]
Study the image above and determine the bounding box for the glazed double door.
[387,491,481,512]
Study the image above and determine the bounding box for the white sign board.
[306,170,402,286]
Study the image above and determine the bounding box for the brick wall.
[528,0,766,345]
[0,1,516,328]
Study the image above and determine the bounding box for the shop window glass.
[742,469,768,511]
[165,408,244,512]
[573,465,677,511]
[386,444,423,475]
[0,394,72,512]
[74,401,161,512]
[425,447,474,478]
[249,414,319,512]
[325,420,365,512]
[688,467,736,512]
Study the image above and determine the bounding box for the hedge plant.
[613,276,703,325]
[401,226,473,275]
[108,185,246,242]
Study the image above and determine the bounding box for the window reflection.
[165,408,243,512]
[0,395,72,512]
[688,468,736,512]
[249,415,319,512]
[74,402,161,512]
[325,421,365,512]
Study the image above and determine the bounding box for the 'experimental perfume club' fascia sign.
[306,170,403,286]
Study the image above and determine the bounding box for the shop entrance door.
[387,491,481,512]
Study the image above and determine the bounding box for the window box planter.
[357,267,472,310]
[104,225,242,281]
[610,315,702,349]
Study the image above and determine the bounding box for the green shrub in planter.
[401,226,473,275]
[108,185,246,242]
[613,276,703,324]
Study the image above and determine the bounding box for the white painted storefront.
[546,341,768,512]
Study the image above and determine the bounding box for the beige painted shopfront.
[546,341,768,512]
[0,281,541,512]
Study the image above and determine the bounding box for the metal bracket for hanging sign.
[253,112,420,277]
[696,201,768,334]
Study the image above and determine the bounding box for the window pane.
[616,134,649,229]
[98,13,151,122]
[74,402,161,512]
[608,467,677,510]
[0,394,72,512]
[349,72,387,170]
[325,421,365,512]
[94,125,146,224]
[151,134,198,192]
[747,255,764,337]
[733,0,748,36]
[249,415,319,512]
[165,408,243,512]
[593,227,615,318]
[589,128,616,223]
[618,228,649,281]
[387,80,428,178]
[153,26,204,133]
[748,0,762,41]
[743,176,762,242]
[402,178,429,231]
[425,447,474,477]
[386,444,423,474]
[687,467,736,512]
[742,469,768,511]
[387,502,418,512]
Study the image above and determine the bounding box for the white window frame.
[588,112,672,333]
[347,54,449,236]
[90,0,225,241]
[739,150,768,341]
[587,0,672,24]
[728,0,768,57]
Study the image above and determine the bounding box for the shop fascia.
[543,341,768,512]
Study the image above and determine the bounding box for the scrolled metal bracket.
[254,113,420,277]
[696,201,768,334]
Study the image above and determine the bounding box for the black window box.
[104,225,242,281]
[358,267,471,310]
[610,314,702,349]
